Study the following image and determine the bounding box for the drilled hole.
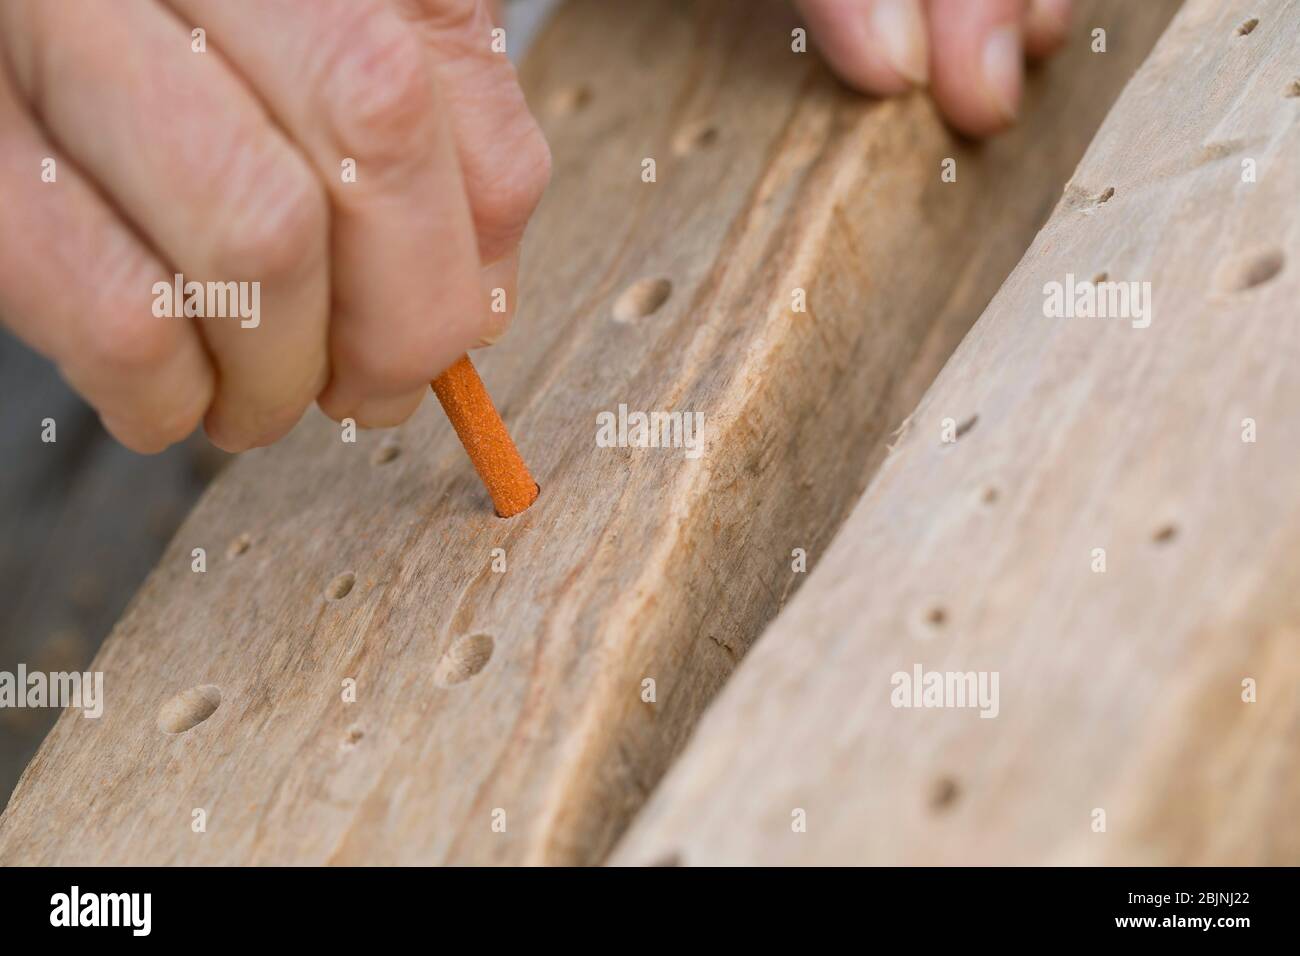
[673,121,719,156]
[1287,79,1300,98]
[435,633,495,687]
[158,684,222,734]
[1236,17,1259,36]
[1152,523,1178,545]
[929,776,961,811]
[980,486,1000,506]
[343,726,364,747]
[325,571,356,601]
[649,851,684,866]
[1202,139,1246,162]
[1096,186,1115,204]
[372,441,401,465]
[1092,271,1109,284]
[549,84,592,116]
[226,532,252,558]
[613,277,672,322]
[926,605,948,628]
[954,415,978,440]
[1215,247,1285,293]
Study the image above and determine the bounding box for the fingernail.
[871,0,929,87]
[474,251,520,349]
[981,24,1024,122]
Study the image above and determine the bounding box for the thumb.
[391,0,552,343]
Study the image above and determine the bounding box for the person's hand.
[0,0,551,453]
[796,0,1072,137]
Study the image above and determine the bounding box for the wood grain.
[613,0,1300,866]
[0,329,225,803]
[0,0,1178,864]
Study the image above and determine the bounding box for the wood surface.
[0,0,1178,864]
[0,329,226,804]
[614,0,1300,866]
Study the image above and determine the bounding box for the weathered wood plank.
[614,0,1299,866]
[0,329,226,803]
[0,0,1177,864]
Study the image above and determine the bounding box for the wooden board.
[0,329,226,803]
[613,0,1300,866]
[0,0,1179,864]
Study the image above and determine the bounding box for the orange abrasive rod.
[430,356,539,518]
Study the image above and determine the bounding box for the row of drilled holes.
[168,247,684,733]
[1237,16,1300,99]
[160,644,493,734]
[160,544,494,733]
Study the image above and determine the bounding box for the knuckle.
[87,319,170,372]
[319,9,435,167]
[205,393,306,452]
[472,124,552,257]
[150,391,209,447]
[339,338,438,392]
[414,0,481,32]
[71,248,214,449]
[207,157,328,282]
[335,314,452,390]
[105,419,173,456]
[243,364,328,435]
[87,285,177,374]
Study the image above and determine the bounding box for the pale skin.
[0,0,1070,455]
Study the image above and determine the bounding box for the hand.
[0,0,551,453]
[796,0,1072,137]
